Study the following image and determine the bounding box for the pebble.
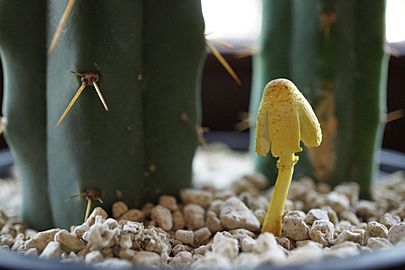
[86,207,108,226]
[379,213,401,229]
[254,209,266,225]
[240,236,256,252]
[84,223,117,250]
[212,232,239,259]
[183,204,205,230]
[229,228,255,241]
[0,234,14,248]
[172,244,192,256]
[356,200,378,221]
[72,224,89,239]
[180,189,213,208]
[249,196,269,211]
[287,244,323,264]
[95,258,132,269]
[335,220,352,234]
[340,210,360,225]
[367,222,388,239]
[391,204,405,220]
[172,211,186,230]
[191,252,232,269]
[220,197,260,232]
[206,215,223,233]
[276,237,292,250]
[388,223,405,244]
[253,233,285,257]
[326,192,350,214]
[119,209,144,222]
[209,200,224,216]
[169,251,193,269]
[101,247,114,258]
[112,201,128,219]
[304,190,325,210]
[317,183,331,194]
[132,251,161,267]
[329,241,361,258]
[24,229,60,252]
[295,240,323,248]
[322,206,339,225]
[282,212,309,241]
[193,245,205,256]
[85,250,104,264]
[309,220,334,246]
[194,227,212,246]
[305,209,329,225]
[119,234,132,250]
[243,174,268,190]
[334,182,360,206]
[24,247,38,256]
[367,237,392,250]
[233,180,258,196]
[151,206,173,231]
[11,237,25,251]
[159,195,178,211]
[233,174,268,196]
[1,225,16,238]
[118,249,135,260]
[192,253,204,262]
[334,230,363,245]
[175,230,194,246]
[214,190,235,201]
[142,203,154,219]
[39,241,63,260]
[54,229,85,252]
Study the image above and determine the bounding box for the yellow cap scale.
[255,78,322,235]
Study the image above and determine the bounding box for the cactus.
[250,0,294,184]
[0,1,52,230]
[251,0,388,197]
[0,0,206,229]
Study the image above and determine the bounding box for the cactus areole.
[0,0,206,229]
[256,79,322,235]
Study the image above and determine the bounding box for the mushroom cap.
[255,78,322,158]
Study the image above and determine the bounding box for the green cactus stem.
[0,1,53,230]
[250,0,293,184]
[0,0,206,229]
[251,0,388,197]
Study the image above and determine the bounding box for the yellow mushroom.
[255,78,322,235]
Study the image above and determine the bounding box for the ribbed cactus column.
[251,0,387,197]
[143,1,205,197]
[46,0,147,228]
[250,0,293,184]
[47,0,205,228]
[0,1,53,230]
[1,0,205,229]
[347,0,388,198]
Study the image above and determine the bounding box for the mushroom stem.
[262,153,298,235]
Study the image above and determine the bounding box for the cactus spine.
[251,0,388,197]
[0,0,205,229]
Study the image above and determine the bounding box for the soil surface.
[0,146,404,269]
